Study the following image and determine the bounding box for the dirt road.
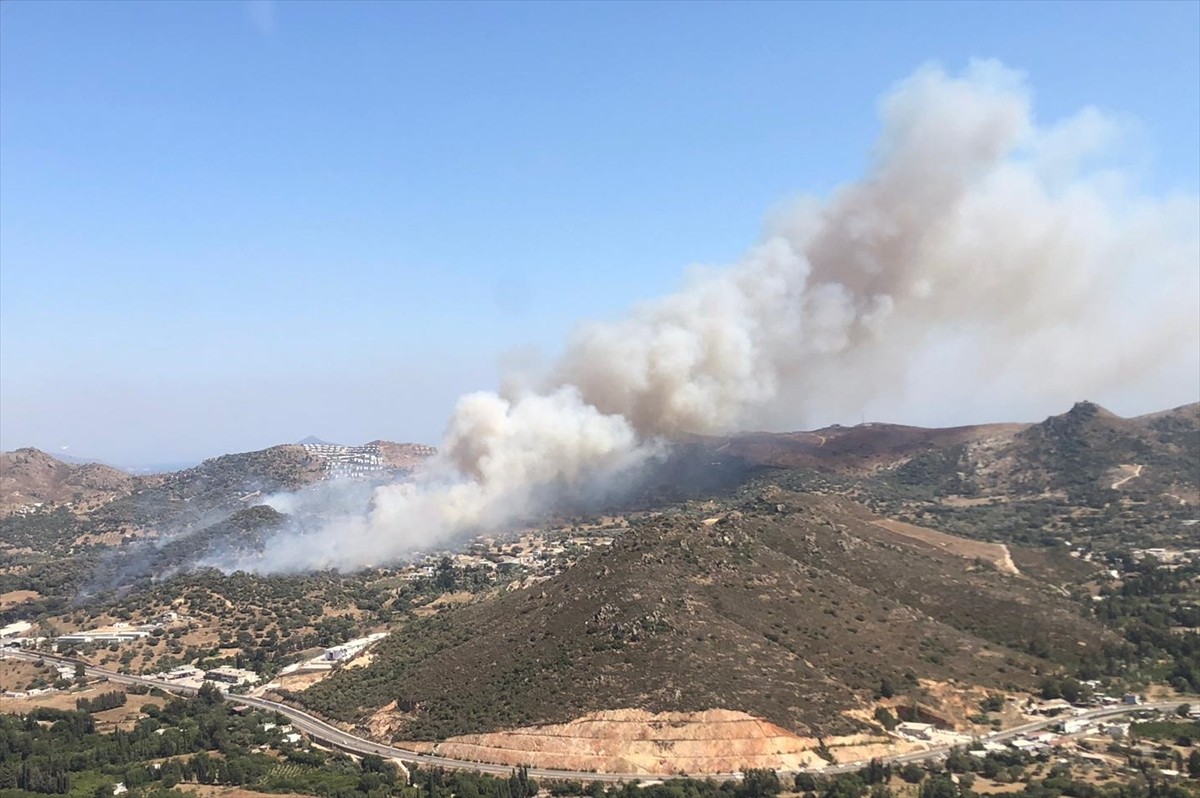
[1111,464,1143,490]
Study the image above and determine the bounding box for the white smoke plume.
[213,60,1199,573]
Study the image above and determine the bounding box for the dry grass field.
[0,589,40,609]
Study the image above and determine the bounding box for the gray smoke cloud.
[209,60,1199,573]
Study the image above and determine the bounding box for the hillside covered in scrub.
[296,489,1120,741]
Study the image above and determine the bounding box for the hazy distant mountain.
[0,448,135,516]
[118,460,204,476]
[0,436,437,538]
[691,401,1199,505]
[4,401,1192,529]
[52,451,120,468]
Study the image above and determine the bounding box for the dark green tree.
[898,764,925,784]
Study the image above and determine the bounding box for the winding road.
[2,649,1189,782]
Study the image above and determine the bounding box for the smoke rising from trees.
[209,60,1199,573]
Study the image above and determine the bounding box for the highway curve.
[3,649,1190,783]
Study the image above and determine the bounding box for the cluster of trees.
[296,614,477,730]
[539,768,790,798]
[258,749,399,796]
[0,511,100,624]
[51,566,422,680]
[122,749,278,792]
[5,761,71,795]
[76,690,127,713]
[1094,558,1200,693]
[3,693,1198,798]
[0,688,525,798]
[0,507,81,553]
[56,557,507,683]
[1037,675,1092,703]
[0,684,279,795]
[415,765,539,798]
[394,557,507,613]
[1014,763,1197,798]
[873,706,898,730]
[890,445,975,498]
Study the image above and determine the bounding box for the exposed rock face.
[416,709,909,775]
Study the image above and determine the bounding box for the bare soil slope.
[418,709,913,775]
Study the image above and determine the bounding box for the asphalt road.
[4,648,1190,783]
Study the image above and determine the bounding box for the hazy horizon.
[2,2,1198,467]
[7,389,1198,472]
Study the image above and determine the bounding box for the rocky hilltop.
[708,401,1199,504]
[0,448,134,516]
[0,439,436,552]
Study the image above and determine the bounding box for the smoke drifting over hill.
[210,60,1199,573]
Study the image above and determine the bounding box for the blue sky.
[2,1,1198,466]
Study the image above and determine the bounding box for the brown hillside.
[84,444,326,537]
[297,488,1115,743]
[968,401,1200,502]
[708,422,1029,475]
[0,448,134,516]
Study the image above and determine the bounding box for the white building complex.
[324,632,389,662]
[302,442,389,479]
[57,630,150,646]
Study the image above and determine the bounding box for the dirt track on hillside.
[871,519,1019,575]
[1110,464,1142,490]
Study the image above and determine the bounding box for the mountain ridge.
[295,488,1118,743]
